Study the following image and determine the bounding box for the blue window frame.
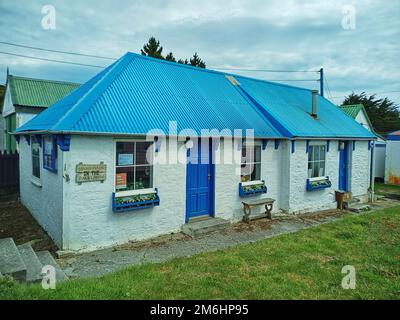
[43,136,57,172]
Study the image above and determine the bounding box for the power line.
[0,41,117,60]
[266,79,319,82]
[0,51,106,68]
[330,90,400,99]
[211,67,319,73]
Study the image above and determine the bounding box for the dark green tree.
[177,58,189,65]
[189,52,206,68]
[140,37,207,68]
[165,52,176,62]
[141,37,164,59]
[342,92,400,135]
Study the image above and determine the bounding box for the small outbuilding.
[0,74,79,152]
[15,52,376,251]
[385,130,400,185]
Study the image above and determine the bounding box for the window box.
[306,176,332,191]
[112,189,160,212]
[239,180,267,197]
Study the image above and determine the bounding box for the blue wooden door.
[339,142,349,191]
[186,140,213,222]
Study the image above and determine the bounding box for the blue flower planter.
[112,190,160,212]
[306,177,332,191]
[239,181,267,197]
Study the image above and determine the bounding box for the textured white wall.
[214,139,283,221]
[385,140,400,185]
[19,138,64,247]
[287,140,339,213]
[350,140,371,199]
[62,135,186,251]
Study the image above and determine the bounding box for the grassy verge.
[375,182,400,197]
[1,207,400,300]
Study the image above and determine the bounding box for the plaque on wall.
[76,162,107,184]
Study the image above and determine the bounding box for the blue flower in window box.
[306,176,332,191]
[112,189,160,212]
[239,180,267,197]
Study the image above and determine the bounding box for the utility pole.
[319,68,324,97]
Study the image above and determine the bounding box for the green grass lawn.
[1,207,400,300]
[375,182,400,196]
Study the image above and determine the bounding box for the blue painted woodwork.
[186,140,214,222]
[339,141,349,191]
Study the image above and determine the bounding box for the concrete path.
[58,198,400,279]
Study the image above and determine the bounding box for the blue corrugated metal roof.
[16,52,375,139]
[16,53,282,138]
[236,77,375,139]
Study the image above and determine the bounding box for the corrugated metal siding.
[9,75,79,108]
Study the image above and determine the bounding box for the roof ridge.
[8,74,80,86]
[126,51,312,93]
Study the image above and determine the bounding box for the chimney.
[311,89,319,118]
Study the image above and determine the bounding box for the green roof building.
[1,74,79,152]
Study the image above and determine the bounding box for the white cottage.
[15,52,376,251]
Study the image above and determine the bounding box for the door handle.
[208,173,212,180]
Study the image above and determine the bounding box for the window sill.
[30,178,42,188]
[115,188,156,197]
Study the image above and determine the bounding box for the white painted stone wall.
[19,138,64,247]
[287,140,370,213]
[214,139,283,221]
[350,140,371,200]
[62,135,187,251]
[19,134,372,252]
[287,140,339,213]
[385,140,400,185]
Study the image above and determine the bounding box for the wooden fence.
[0,151,19,195]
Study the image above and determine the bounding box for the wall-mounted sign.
[76,162,107,184]
[116,172,127,189]
[118,153,134,166]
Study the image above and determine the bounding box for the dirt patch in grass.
[0,200,57,256]
[116,232,192,251]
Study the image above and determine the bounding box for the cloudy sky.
[0,0,399,105]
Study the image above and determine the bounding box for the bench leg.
[265,204,273,219]
[243,205,251,223]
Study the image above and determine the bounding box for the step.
[348,203,371,213]
[0,238,27,281]
[182,217,230,237]
[17,243,43,283]
[36,251,68,282]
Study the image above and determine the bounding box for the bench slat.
[242,198,275,206]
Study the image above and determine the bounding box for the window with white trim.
[308,145,326,178]
[31,140,40,179]
[240,144,261,182]
[115,141,153,192]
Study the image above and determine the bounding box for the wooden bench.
[242,198,275,223]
